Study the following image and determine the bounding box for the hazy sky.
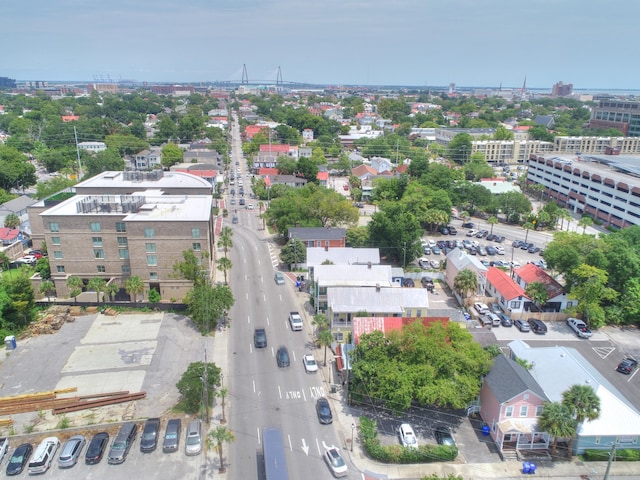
[3,0,638,89]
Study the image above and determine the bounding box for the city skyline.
[3,0,639,90]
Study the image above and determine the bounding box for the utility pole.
[603,442,617,480]
[73,126,84,179]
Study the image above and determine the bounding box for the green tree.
[368,203,422,265]
[39,280,56,302]
[67,276,83,302]
[148,288,161,303]
[84,148,124,178]
[296,156,319,184]
[280,238,306,268]
[125,275,145,304]
[578,215,593,234]
[185,283,234,334]
[206,426,235,474]
[172,249,207,287]
[493,125,514,140]
[346,226,369,247]
[454,269,478,306]
[561,384,601,456]
[537,402,577,456]
[104,134,149,156]
[487,216,498,235]
[217,227,233,258]
[557,209,573,231]
[176,361,221,414]
[161,143,184,168]
[568,264,617,328]
[447,133,472,164]
[105,281,120,302]
[2,270,36,327]
[217,257,232,284]
[525,282,548,310]
[34,257,50,280]
[3,213,20,229]
[86,277,106,303]
[34,176,77,200]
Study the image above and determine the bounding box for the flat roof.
[76,170,213,191]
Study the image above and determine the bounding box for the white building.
[78,142,107,153]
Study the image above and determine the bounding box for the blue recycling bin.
[4,335,16,350]
[482,424,490,436]
[528,463,536,474]
[522,462,530,474]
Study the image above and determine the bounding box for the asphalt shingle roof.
[484,354,548,404]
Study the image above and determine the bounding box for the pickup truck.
[0,437,8,464]
[566,317,592,338]
[288,312,303,331]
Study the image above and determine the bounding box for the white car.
[302,354,318,373]
[247,204,254,210]
[323,447,347,477]
[567,317,593,338]
[466,229,478,237]
[474,302,490,315]
[398,423,418,449]
[16,255,38,265]
[495,246,505,255]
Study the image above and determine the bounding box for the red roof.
[258,168,278,176]
[486,267,528,301]
[396,164,408,174]
[259,144,290,153]
[61,115,79,122]
[513,263,564,298]
[0,227,20,242]
[316,171,329,181]
[513,125,533,131]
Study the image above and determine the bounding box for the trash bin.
[522,462,530,474]
[528,463,536,474]
[4,335,16,350]
[482,424,490,436]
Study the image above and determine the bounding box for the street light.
[220,373,226,425]
[351,423,355,452]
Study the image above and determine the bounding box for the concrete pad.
[62,341,157,373]
[81,313,163,344]
[56,370,146,396]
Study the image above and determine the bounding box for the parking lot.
[0,312,210,479]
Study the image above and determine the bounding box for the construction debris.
[28,306,75,335]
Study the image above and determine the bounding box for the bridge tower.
[241,64,249,85]
[276,66,283,88]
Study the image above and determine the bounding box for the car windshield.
[165,433,177,439]
[305,357,316,365]
[142,432,156,440]
[112,441,126,450]
[329,452,345,467]
[11,454,24,463]
[187,436,200,445]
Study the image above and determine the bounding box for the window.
[116,222,126,232]
[150,272,158,280]
[121,265,131,274]
[119,249,129,260]
[51,236,61,245]
[54,251,63,259]
[535,405,544,417]
[92,237,103,247]
[147,255,158,266]
[56,265,65,273]
[505,406,514,417]
[117,237,128,247]
[519,406,528,417]
[97,265,106,273]
[192,228,201,238]
[90,222,101,232]
[145,243,156,253]
[144,228,155,238]
[192,242,201,251]
[94,249,104,259]
[49,222,59,232]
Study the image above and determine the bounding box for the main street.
[224,117,358,479]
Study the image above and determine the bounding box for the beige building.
[553,136,640,155]
[28,171,214,302]
[471,140,554,164]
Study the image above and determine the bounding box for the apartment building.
[553,136,640,155]
[28,170,214,301]
[589,100,640,137]
[527,154,640,229]
[472,140,553,164]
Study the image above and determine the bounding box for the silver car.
[58,435,86,468]
[185,419,202,456]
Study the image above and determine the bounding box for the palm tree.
[487,216,498,235]
[207,426,235,474]
[312,314,329,345]
[86,277,106,303]
[217,387,228,424]
[562,384,601,456]
[453,269,478,306]
[525,281,549,311]
[537,402,577,456]
[105,281,120,302]
[125,275,145,304]
[522,221,535,243]
[217,227,233,258]
[557,209,572,231]
[3,213,20,229]
[578,215,593,234]
[217,257,232,284]
[67,276,83,302]
[39,280,56,302]
[318,329,334,367]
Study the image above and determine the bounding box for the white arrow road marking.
[316,438,321,455]
[301,438,309,456]
[278,385,282,399]
[288,434,293,451]
[322,441,336,451]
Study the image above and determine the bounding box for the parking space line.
[593,346,615,359]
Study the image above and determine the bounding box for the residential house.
[351,164,377,181]
[316,171,328,186]
[445,248,488,300]
[267,175,307,188]
[485,267,529,313]
[509,340,640,454]
[0,195,37,232]
[306,247,380,277]
[134,148,162,169]
[299,147,312,158]
[534,115,555,129]
[302,128,314,142]
[512,263,574,312]
[370,157,393,174]
[183,150,221,165]
[288,227,346,248]
[475,354,550,457]
[78,142,107,153]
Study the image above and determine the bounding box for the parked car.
[477,246,487,256]
[274,271,285,285]
[16,255,38,265]
[398,423,418,449]
[323,447,347,477]
[421,277,434,290]
[521,242,533,250]
[439,226,449,235]
[28,437,60,474]
[303,353,318,373]
[185,419,203,456]
[466,229,478,237]
[430,260,440,269]
[58,435,86,468]
[254,328,267,348]
[6,443,33,476]
[486,246,497,255]
[276,346,290,367]
[316,397,333,424]
[616,357,638,375]
[486,233,496,241]
[163,419,182,453]
[462,222,474,229]
[432,246,441,255]
[462,240,472,249]
[434,426,456,447]
[514,319,530,332]
[495,235,506,243]
[474,302,489,315]
[499,313,513,327]
[140,418,161,453]
[402,278,415,288]
[447,226,457,235]
[490,303,503,314]
[512,240,524,248]
[107,422,137,464]
[528,246,541,254]
[446,240,456,249]
[422,246,431,255]
[85,432,109,465]
[528,318,547,334]
[488,313,501,327]
[476,230,489,238]
[566,318,592,338]
[495,246,505,255]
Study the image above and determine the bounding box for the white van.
[488,313,501,327]
[28,437,60,474]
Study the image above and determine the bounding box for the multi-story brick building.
[28,171,214,301]
[589,99,640,137]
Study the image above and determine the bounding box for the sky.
[2,0,639,90]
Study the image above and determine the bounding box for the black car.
[436,240,447,249]
[254,328,267,348]
[486,234,496,241]
[140,418,161,453]
[402,278,415,287]
[439,226,449,235]
[495,235,506,243]
[616,357,638,375]
[162,419,181,453]
[85,432,109,465]
[486,246,497,255]
[434,427,456,447]
[6,443,33,476]
[521,242,533,250]
[316,397,333,424]
[462,222,474,229]
[528,246,541,254]
[499,313,513,327]
[230,189,235,195]
[276,346,290,367]
[528,318,547,334]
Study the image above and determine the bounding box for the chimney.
[325,245,329,251]
[376,283,381,292]
[367,262,372,269]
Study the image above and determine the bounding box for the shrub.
[148,288,161,303]
[583,448,640,462]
